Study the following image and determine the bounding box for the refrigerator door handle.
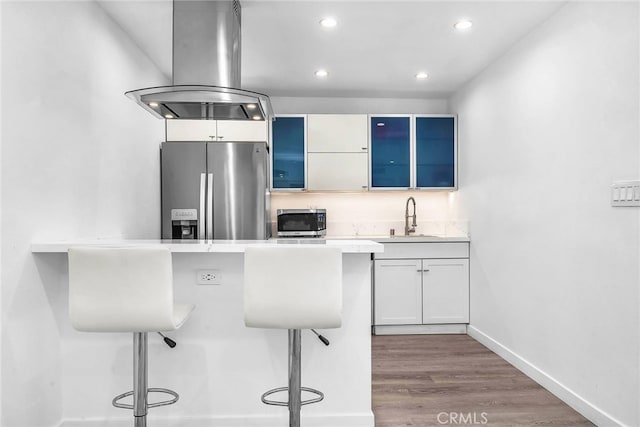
[199,173,206,239]
[207,173,214,239]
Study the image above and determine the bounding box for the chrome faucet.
[405,197,417,236]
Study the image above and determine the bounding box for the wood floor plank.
[372,334,594,427]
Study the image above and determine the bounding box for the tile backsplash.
[271,191,468,237]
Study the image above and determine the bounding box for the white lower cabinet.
[373,242,470,334]
[422,259,469,324]
[374,259,422,325]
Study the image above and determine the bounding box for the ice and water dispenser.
[171,209,198,240]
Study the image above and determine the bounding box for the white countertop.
[329,234,470,243]
[30,238,384,254]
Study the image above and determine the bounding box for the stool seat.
[173,303,195,329]
[244,246,342,330]
[69,246,194,333]
[244,246,343,427]
[68,246,194,427]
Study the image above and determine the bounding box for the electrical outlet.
[197,269,222,285]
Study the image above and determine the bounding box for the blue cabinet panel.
[415,117,455,188]
[370,116,411,188]
[272,117,305,189]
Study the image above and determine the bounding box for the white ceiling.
[98,0,566,99]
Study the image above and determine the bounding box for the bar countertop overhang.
[30,238,384,254]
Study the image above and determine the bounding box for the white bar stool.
[244,246,342,427]
[68,246,195,427]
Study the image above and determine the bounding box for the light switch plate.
[611,180,640,207]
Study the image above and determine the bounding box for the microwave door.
[161,142,207,239]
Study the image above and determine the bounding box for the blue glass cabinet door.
[415,116,456,188]
[271,116,305,189]
[370,116,411,188]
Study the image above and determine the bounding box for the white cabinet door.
[422,259,469,324]
[307,152,368,191]
[166,120,267,142]
[166,120,218,141]
[307,114,368,153]
[374,259,422,325]
[216,120,268,142]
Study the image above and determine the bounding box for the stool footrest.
[261,386,324,407]
[112,387,179,410]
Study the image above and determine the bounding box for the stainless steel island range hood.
[126,0,273,121]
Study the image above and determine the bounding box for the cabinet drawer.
[376,242,469,259]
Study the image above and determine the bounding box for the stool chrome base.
[112,388,179,410]
[112,332,180,427]
[261,386,324,407]
[260,329,324,427]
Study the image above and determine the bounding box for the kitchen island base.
[31,240,381,427]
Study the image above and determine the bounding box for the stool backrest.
[244,246,342,329]
[68,246,176,332]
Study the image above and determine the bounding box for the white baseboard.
[467,325,625,427]
[373,323,467,335]
[60,412,374,427]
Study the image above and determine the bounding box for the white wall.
[1,2,167,426]
[450,2,639,425]
[271,95,449,115]
[0,2,4,423]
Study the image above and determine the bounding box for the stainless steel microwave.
[277,209,327,237]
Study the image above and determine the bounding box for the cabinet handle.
[361,147,368,150]
[361,185,368,189]
[417,269,430,272]
[218,136,224,139]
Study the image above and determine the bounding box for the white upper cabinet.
[166,119,268,142]
[307,152,369,191]
[216,120,268,142]
[307,114,368,153]
[306,114,369,191]
[166,120,217,141]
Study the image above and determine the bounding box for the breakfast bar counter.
[31,238,383,254]
[31,239,382,427]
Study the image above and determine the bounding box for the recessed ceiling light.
[320,17,337,28]
[454,20,473,30]
[315,69,329,78]
[164,114,174,119]
[415,72,429,80]
[247,104,257,110]
[148,102,159,108]
[252,115,262,121]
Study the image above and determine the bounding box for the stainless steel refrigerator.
[161,142,270,240]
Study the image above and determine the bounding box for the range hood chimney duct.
[125,0,273,121]
[173,0,240,87]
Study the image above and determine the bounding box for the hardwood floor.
[372,334,594,427]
